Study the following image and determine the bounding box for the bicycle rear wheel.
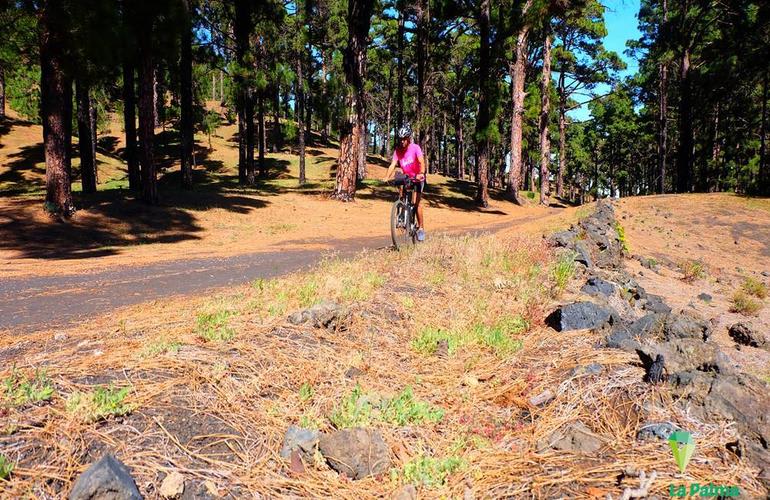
[390,200,412,250]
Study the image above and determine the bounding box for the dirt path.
[0,212,559,332]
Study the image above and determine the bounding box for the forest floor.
[2,112,770,498]
[0,111,559,280]
[0,194,768,498]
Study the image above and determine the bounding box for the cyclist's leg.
[414,183,424,229]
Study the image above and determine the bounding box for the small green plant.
[473,317,527,357]
[299,413,323,430]
[379,387,444,426]
[742,277,768,299]
[400,296,414,309]
[67,385,134,423]
[195,309,236,342]
[1,368,55,407]
[550,251,576,296]
[329,385,443,429]
[299,382,314,403]
[268,291,288,317]
[730,290,762,316]
[341,271,385,302]
[391,455,464,489]
[678,260,706,282]
[411,327,463,356]
[0,454,14,481]
[140,338,182,358]
[614,221,630,253]
[297,280,319,308]
[329,384,373,429]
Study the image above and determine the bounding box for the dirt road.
[1,214,555,332]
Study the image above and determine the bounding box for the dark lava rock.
[637,339,726,375]
[728,323,767,348]
[550,230,577,248]
[636,422,677,441]
[697,293,713,302]
[68,454,142,500]
[643,295,672,314]
[605,314,665,350]
[581,277,617,297]
[546,302,616,332]
[539,421,607,454]
[638,256,660,271]
[663,313,710,342]
[280,426,320,461]
[287,301,350,330]
[574,241,594,269]
[645,354,667,383]
[319,428,391,480]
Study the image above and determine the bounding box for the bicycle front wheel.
[390,200,411,250]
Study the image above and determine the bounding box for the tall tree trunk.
[180,0,194,189]
[458,107,464,180]
[557,97,566,199]
[75,78,97,194]
[0,65,5,120]
[272,84,281,153]
[395,7,405,147]
[297,55,306,185]
[153,68,160,128]
[416,0,430,147]
[474,0,491,207]
[383,65,393,156]
[234,0,255,184]
[760,66,768,195]
[123,61,140,191]
[539,32,552,206]
[305,0,314,147]
[657,0,668,194]
[40,2,74,216]
[508,16,529,204]
[138,35,157,204]
[334,0,374,201]
[257,90,265,178]
[556,65,567,199]
[676,47,692,193]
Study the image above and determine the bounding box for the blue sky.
[569,0,642,121]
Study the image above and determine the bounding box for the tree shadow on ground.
[0,142,46,195]
[0,181,271,260]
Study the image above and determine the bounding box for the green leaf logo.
[668,431,695,473]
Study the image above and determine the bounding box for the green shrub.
[391,455,464,489]
[330,385,443,429]
[730,290,762,316]
[678,260,706,282]
[67,385,134,423]
[0,454,13,481]
[614,221,630,253]
[196,310,236,342]
[742,277,768,299]
[1,368,54,407]
[550,251,576,296]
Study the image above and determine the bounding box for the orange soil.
[1,112,569,279]
[616,193,770,379]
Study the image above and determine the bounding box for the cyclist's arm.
[385,158,398,180]
[416,154,426,180]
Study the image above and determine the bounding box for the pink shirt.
[392,143,423,178]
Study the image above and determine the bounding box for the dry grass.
[730,290,763,316]
[0,232,765,498]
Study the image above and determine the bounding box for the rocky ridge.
[548,200,770,489]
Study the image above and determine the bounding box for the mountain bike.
[390,174,419,250]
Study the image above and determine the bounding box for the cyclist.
[384,125,427,241]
